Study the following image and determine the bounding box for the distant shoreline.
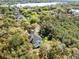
[0,2,79,8]
[10,2,67,7]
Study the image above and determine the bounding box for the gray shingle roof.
[30,31,42,48]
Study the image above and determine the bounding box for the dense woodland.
[0,4,79,59]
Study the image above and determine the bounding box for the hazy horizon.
[0,0,79,5]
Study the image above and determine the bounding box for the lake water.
[11,2,67,7]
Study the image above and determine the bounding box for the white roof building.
[69,9,79,15]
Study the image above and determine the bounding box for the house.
[30,30,42,48]
[69,9,79,16]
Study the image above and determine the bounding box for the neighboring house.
[14,7,26,20]
[30,30,42,48]
[15,12,25,20]
[29,24,42,48]
[69,9,79,16]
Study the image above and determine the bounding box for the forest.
[0,3,79,59]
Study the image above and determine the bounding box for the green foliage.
[0,4,79,59]
[20,8,40,24]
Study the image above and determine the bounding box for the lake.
[11,2,67,7]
